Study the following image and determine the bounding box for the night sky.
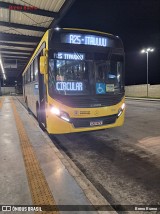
[59,0,160,85]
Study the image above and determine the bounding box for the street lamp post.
[141,48,154,97]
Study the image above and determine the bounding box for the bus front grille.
[71,114,117,128]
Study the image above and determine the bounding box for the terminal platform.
[0,96,106,214]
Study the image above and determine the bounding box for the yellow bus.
[22,28,125,134]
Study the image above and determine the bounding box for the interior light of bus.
[117,74,120,80]
[109,74,116,79]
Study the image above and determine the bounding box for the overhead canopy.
[0,0,75,81]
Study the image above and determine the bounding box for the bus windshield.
[48,53,124,96]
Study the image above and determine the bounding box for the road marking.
[11,98,59,214]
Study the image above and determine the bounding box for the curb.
[125,97,160,102]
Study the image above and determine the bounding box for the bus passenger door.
[38,71,47,127]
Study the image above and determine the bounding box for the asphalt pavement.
[16,96,160,212]
[53,99,160,210]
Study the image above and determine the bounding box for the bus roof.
[62,28,114,37]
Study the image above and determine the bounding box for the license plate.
[90,121,103,126]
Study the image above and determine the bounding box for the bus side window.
[33,60,35,81]
[31,63,34,82]
[27,67,31,83]
[26,72,28,84]
[34,56,38,81]
[23,75,25,85]
[26,70,28,84]
[24,74,26,84]
[27,67,30,83]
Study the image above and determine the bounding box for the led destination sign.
[56,82,83,91]
[62,34,108,47]
[54,52,85,60]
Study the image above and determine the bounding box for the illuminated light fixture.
[121,103,125,110]
[118,103,125,117]
[0,55,6,80]
[3,74,6,80]
[50,106,60,116]
[140,47,154,97]
[55,27,60,31]
[50,105,70,122]
[141,48,154,54]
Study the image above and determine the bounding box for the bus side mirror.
[40,56,47,75]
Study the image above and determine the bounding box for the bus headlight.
[50,106,70,122]
[117,103,125,117]
[50,106,60,116]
